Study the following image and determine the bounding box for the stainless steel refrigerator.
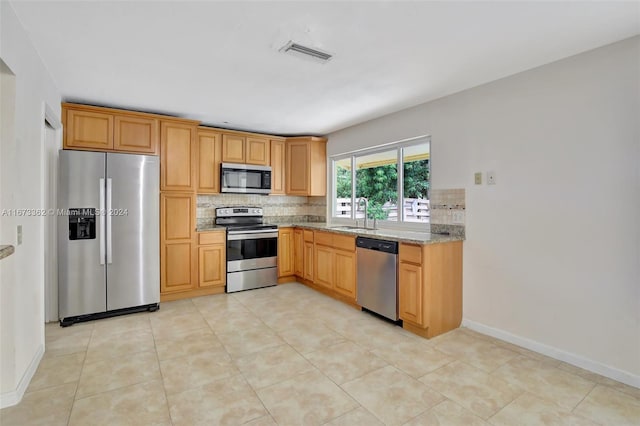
[58,150,159,326]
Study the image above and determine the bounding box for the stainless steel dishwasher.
[356,237,399,321]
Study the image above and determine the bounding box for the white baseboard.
[0,343,44,409]
[461,318,640,389]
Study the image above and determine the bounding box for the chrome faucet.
[357,197,368,229]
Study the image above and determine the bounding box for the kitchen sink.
[329,226,374,231]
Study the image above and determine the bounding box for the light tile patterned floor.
[1,283,639,425]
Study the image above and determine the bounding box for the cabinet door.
[161,193,194,242]
[304,241,314,281]
[197,130,222,193]
[286,141,310,195]
[162,243,194,293]
[198,245,225,288]
[314,245,334,289]
[294,229,304,277]
[334,250,356,299]
[246,137,270,165]
[399,262,423,326]
[221,134,245,163]
[161,193,195,293]
[114,115,159,154]
[161,121,196,191]
[270,140,286,195]
[278,228,294,277]
[65,109,113,150]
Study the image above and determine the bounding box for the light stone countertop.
[197,222,464,245]
[0,245,15,260]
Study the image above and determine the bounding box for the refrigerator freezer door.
[106,153,159,310]
[58,150,107,318]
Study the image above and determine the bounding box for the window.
[331,136,430,228]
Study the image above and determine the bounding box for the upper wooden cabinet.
[246,137,270,165]
[114,115,159,154]
[286,137,327,196]
[65,108,114,150]
[197,129,222,193]
[161,120,197,192]
[221,134,271,166]
[63,103,160,154]
[270,139,286,195]
[221,134,246,163]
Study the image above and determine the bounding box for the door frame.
[42,102,62,323]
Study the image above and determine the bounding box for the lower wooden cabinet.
[313,245,334,289]
[303,241,314,281]
[197,231,226,291]
[160,189,230,301]
[278,227,295,278]
[398,241,463,338]
[160,193,196,296]
[198,244,225,288]
[161,242,195,294]
[398,261,423,325]
[293,229,304,277]
[334,249,356,299]
[308,231,357,302]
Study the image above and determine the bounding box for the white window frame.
[330,135,431,232]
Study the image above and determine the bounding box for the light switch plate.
[474,172,482,185]
[487,171,496,185]
[17,225,22,245]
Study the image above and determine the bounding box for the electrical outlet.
[474,172,482,185]
[17,225,22,245]
[487,171,496,185]
[452,211,464,224]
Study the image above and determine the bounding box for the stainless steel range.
[215,207,278,293]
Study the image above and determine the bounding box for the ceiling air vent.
[279,41,332,63]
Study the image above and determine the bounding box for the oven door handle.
[227,232,278,241]
[227,229,277,234]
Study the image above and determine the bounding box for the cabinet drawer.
[198,231,225,245]
[314,231,333,247]
[400,243,422,265]
[332,234,355,252]
[303,229,314,242]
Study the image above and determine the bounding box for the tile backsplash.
[429,188,466,236]
[197,194,326,227]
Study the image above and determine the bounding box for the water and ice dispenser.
[68,208,96,240]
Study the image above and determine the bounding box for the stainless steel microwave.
[220,163,272,194]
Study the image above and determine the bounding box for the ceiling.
[10,1,640,136]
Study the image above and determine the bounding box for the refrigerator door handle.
[99,178,106,265]
[106,178,113,264]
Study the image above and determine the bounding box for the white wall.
[328,36,640,384]
[0,2,61,407]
